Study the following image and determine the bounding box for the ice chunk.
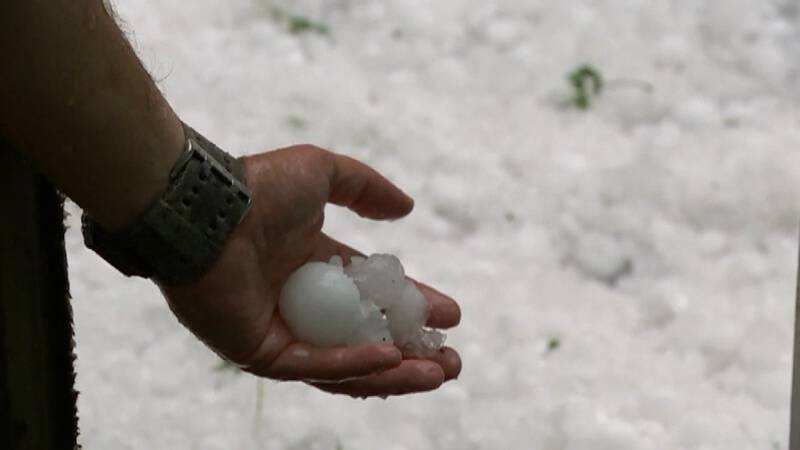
[419,328,446,349]
[345,254,405,309]
[279,254,447,352]
[403,328,447,356]
[346,302,393,345]
[279,262,363,347]
[386,281,429,345]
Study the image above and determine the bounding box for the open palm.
[161,145,461,397]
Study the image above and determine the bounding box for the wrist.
[88,112,186,231]
[82,123,253,285]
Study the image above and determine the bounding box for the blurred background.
[67,1,800,448]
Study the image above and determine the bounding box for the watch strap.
[82,123,252,285]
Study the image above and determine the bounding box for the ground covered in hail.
[66,1,800,448]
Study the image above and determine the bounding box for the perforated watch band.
[81,123,252,285]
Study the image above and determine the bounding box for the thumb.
[325,151,414,220]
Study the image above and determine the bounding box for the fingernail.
[419,362,443,378]
[380,346,402,362]
[444,306,462,327]
[448,352,461,366]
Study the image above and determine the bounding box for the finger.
[401,346,462,381]
[309,359,445,398]
[414,282,461,329]
[324,151,414,220]
[251,341,402,382]
[311,235,461,329]
[312,348,460,398]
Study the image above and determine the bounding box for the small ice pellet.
[419,328,446,349]
[329,255,343,267]
[403,328,447,356]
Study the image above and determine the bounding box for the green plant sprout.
[266,6,330,36]
[569,64,604,110]
[566,64,654,110]
[211,359,270,429]
[253,379,266,429]
[547,337,561,353]
[287,15,329,35]
[286,115,308,129]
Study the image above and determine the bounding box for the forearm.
[0,0,184,230]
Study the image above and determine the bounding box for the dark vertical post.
[792,227,800,450]
[0,142,79,449]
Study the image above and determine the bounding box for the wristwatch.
[81,123,252,285]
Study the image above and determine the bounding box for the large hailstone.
[279,254,446,352]
[278,262,363,347]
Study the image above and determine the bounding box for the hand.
[160,145,461,397]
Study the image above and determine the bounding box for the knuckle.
[296,144,332,160]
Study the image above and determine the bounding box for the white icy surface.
[67,1,799,449]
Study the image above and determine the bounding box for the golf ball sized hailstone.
[279,254,445,352]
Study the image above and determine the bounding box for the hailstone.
[386,281,429,345]
[278,262,363,346]
[279,254,446,352]
[346,302,393,345]
[344,254,405,309]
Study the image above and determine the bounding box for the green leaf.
[567,64,604,110]
[287,15,329,35]
[547,337,561,352]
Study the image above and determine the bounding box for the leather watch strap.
[82,123,252,285]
